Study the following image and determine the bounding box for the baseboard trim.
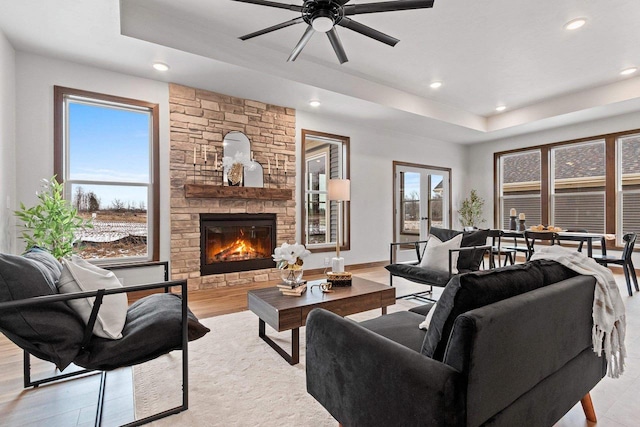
[304,260,387,276]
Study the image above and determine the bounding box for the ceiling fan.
[233,0,435,64]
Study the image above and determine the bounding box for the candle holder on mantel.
[509,215,517,230]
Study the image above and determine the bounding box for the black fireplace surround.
[200,213,277,276]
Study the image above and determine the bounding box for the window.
[54,86,159,263]
[301,130,349,252]
[400,171,420,235]
[494,127,640,249]
[498,150,542,228]
[551,141,605,232]
[618,133,640,244]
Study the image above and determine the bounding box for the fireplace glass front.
[200,213,276,275]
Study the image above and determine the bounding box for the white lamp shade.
[328,179,350,201]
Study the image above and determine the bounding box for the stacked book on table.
[277,281,307,296]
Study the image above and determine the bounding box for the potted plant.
[14,176,91,260]
[458,189,486,229]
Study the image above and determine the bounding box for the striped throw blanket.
[531,246,626,378]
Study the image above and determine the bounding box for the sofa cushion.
[359,311,427,353]
[74,293,210,371]
[385,263,452,287]
[421,260,577,361]
[419,234,463,274]
[58,256,128,339]
[0,253,85,370]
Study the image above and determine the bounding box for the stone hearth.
[169,84,296,290]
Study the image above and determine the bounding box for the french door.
[393,162,451,245]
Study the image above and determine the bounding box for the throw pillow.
[0,253,84,370]
[420,259,579,361]
[419,302,437,330]
[58,256,128,340]
[74,293,211,371]
[22,247,63,293]
[458,229,490,271]
[419,234,463,274]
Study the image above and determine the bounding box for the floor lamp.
[328,179,350,273]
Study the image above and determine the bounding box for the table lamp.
[328,179,350,273]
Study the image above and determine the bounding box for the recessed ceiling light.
[495,105,507,112]
[309,99,321,107]
[430,81,442,89]
[620,67,637,76]
[153,62,170,71]
[564,18,586,31]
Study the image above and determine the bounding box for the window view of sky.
[68,102,150,209]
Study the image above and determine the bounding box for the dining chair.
[524,230,558,261]
[555,228,589,252]
[592,232,638,297]
[487,229,516,268]
[502,233,530,263]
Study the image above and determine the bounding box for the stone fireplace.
[169,83,296,290]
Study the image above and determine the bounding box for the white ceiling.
[2,0,640,143]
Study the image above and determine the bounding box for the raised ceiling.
[2,0,640,143]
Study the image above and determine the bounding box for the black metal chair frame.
[593,232,638,297]
[487,229,516,268]
[1,278,189,427]
[524,231,559,261]
[389,240,491,302]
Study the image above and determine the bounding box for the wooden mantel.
[184,184,293,200]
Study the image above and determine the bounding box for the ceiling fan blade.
[344,0,434,15]
[239,17,304,41]
[287,26,316,62]
[336,0,352,5]
[338,17,399,46]
[231,0,303,12]
[326,28,349,64]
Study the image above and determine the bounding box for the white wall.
[296,111,468,269]
[13,52,468,270]
[0,30,15,254]
[15,53,170,259]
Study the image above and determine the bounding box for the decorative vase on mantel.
[280,268,304,286]
[227,162,244,187]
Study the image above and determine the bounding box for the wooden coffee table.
[247,276,395,365]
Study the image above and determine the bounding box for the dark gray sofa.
[306,260,607,427]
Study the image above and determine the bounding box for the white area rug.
[133,300,419,426]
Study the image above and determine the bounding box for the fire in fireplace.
[200,213,276,275]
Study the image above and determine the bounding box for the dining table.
[502,229,616,258]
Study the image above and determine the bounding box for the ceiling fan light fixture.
[312,16,334,33]
[564,18,586,31]
[620,67,637,76]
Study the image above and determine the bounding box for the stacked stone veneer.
[169,83,296,290]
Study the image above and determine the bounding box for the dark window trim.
[493,127,640,251]
[53,86,160,262]
[301,129,350,254]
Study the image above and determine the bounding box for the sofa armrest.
[306,308,465,427]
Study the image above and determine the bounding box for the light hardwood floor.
[1,266,638,426]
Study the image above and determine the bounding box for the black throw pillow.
[74,293,210,371]
[428,227,489,272]
[421,259,580,361]
[0,253,85,370]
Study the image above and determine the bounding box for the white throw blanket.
[531,246,626,378]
